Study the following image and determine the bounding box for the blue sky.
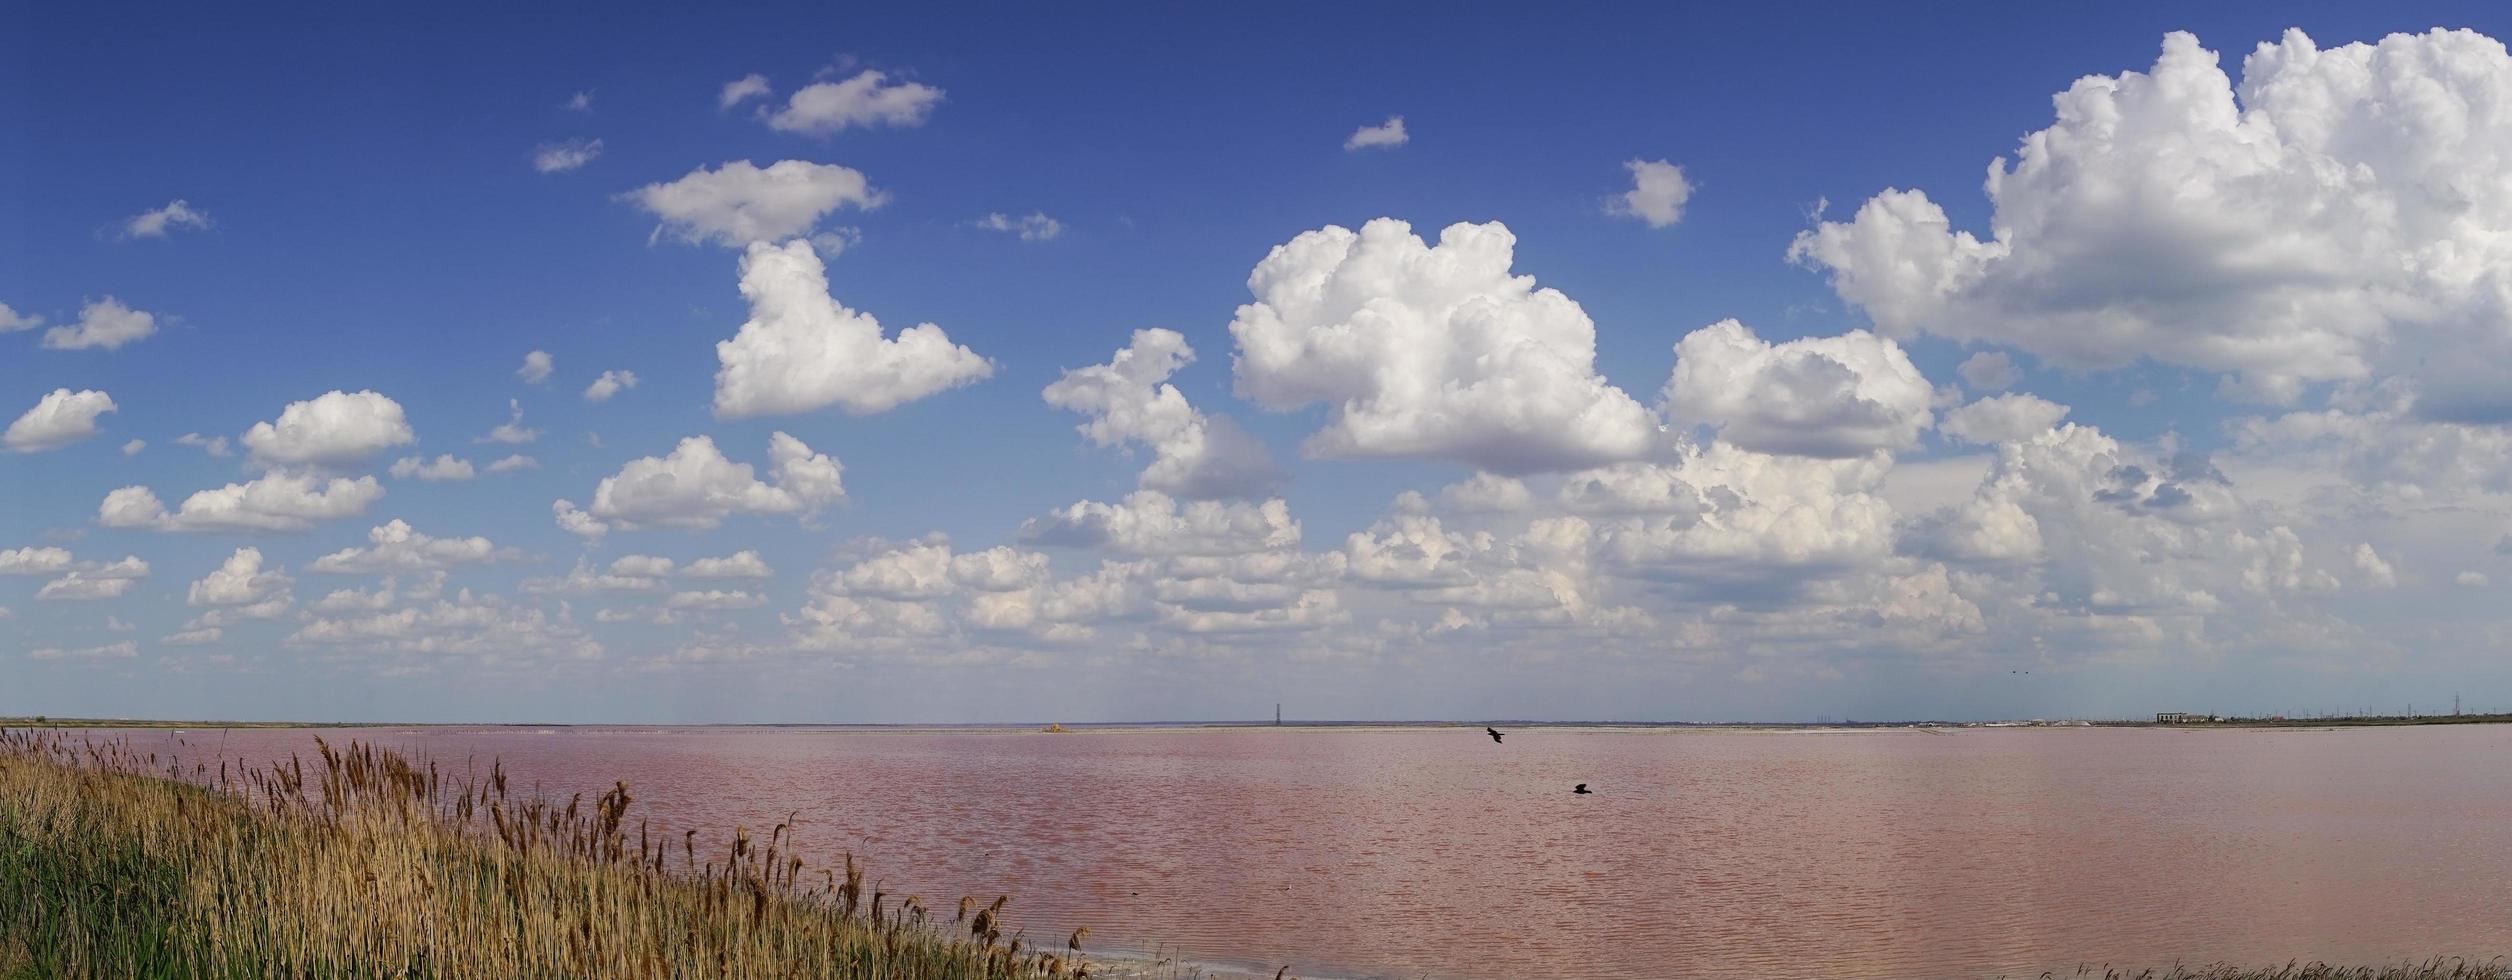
[8,1,2512,723]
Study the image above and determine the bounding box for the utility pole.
[1275,702,1281,726]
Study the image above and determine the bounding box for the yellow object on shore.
[1043,723,1067,733]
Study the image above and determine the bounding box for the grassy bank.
[0,728,1112,979]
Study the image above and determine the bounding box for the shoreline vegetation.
[2,726,2502,980]
[5,714,2510,732]
[0,728,1188,980]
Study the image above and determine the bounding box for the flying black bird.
[1486,727,1505,744]
[1572,783,1591,795]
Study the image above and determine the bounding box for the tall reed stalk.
[0,728,1106,979]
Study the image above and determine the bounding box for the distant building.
[2154,712,2208,724]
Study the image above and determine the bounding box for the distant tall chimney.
[1275,702,1281,726]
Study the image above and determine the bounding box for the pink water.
[98,725,2512,979]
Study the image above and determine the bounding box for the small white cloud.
[1958,351,2020,391]
[581,432,843,530]
[485,454,537,474]
[123,200,211,239]
[1608,159,1692,228]
[553,499,607,539]
[2458,571,2490,587]
[5,389,117,453]
[388,454,476,481]
[175,433,233,457]
[122,438,145,456]
[187,547,292,608]
[719,73,772,109]
[41,297,157,351]
[583,369,639,402]
[1344,115,1408,151]
[763,70,943,135]
[310,520,512,574]
[624,160,885,248]
[518,350,554,384]
[972,212,1063,241]
[2353,543,2398,589]
[242,390,416,466]
[533,138,603,174]
[0,301,43,333]
[666,589,765,610]
[0,547,75,575]
[37,557,149,601]
[476,399,540,444]
[564,90,594,112]
[29,641,139,660]
[681,550,774,580]
[162,627,222,646]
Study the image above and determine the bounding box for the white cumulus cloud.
[1608,159,1692,228]
[123,200,211,239]
[1792,29,2512,415]
[241,390,415,466]
[763,70,943,136]
[518,350,553,383]
[626,160,885,248]
[1044,328,1282,499]
[6,389,116,453]
[1344,115,1408,151]
[389,455,476,481]
[713,238,993,418]
[42,297,157,351]
[99,473,385,533]
[1941,394,2072,445]
[583,369,639,402]
[579,432,843,531]
[1661,320,1934,458]
[1229,218,1657,473]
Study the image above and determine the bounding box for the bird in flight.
[1486,726,1505,744]
[1573,783,1591,795]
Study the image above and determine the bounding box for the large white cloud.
[712,238,993,418]
[1792,29,2512,413]
[1043,328,1282,499]
[579,432,843,531]
[625,160,884,248]
[241,391,415,466]
[1661,320,1933,458]
[763,70,944,136]
[99,472,385,533]
[5,389,116,452]
[41,298,156,351]
[1229,218,1658,473]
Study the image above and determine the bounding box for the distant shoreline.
[8,715,2510,732]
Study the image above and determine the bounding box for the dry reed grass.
[0,727,1124,979]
